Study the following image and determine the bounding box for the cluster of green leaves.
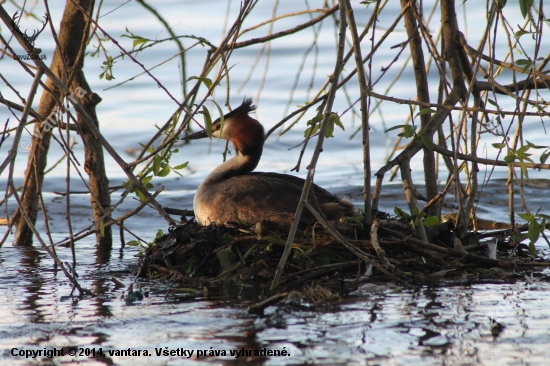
[492,140,550,178]
[123,144,188,202]
[517,212,550,257]
[99,55,116,80]
[304,112,345,138]
[394,207,439,229]
[88,36,116,80]
[121,27,152,55]
[123,175,153,202]
[514,57,547,72]
[126,229,164,254]
[385,107,435,150]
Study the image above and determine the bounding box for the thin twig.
[270,0,348,291]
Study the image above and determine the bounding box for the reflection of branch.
[233,5,338,49]
[10,181,93,295]
[55,187,164,246]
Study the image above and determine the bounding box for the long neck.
[203,147,263,185]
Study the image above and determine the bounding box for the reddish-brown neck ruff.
[225,114,265,157]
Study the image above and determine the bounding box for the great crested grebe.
[183,98,355,227]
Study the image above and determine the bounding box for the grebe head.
[183,98,264,157]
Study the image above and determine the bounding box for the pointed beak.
[181,129,209,141]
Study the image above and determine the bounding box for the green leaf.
[216,247,237,271]
[528,219,540,244]
[385,124,406,133]
[173,162,189,169]
[487,98,498,107]
[514,29,530,38]
[519,0,534,19]
[515,59,531,66]
[134,38,148,49]
[331,113,345,131]
[136,190,146,202]
[126,240,140,246]
[394,207,411,220]
[210,100,225,136]
[324,119,335,138]
[496,0,507,9]
[203,106,212,138]
[422,215,440,227]
[398,125,416,138]
[526,140,547,149]
[518,212,534,221]
[304,124,320,137]
[187,76,213,89]
[504,153,516,164]
[155,229,164,240]
[418,132,434,150]
[308,115,323,125]
[516,145,530,154]
[415,108,435,118]
[492,143,506,149]
[141,175,153,185]
[520,161,529,179]
[540,151,550,164]
[153,156,161,176]
[157,164,171,177]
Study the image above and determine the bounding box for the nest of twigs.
[134,212,550,292]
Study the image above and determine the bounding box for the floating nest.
[134,212,550,294]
